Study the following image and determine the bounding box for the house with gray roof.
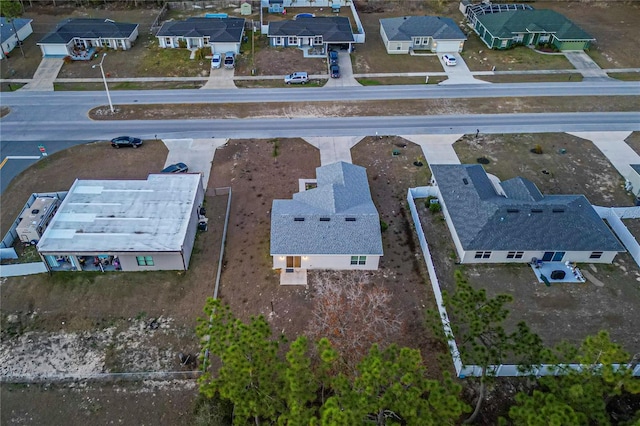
[267,16,355,52]
[37,174,205,272]
[431,164,624,264]
[379,16,466,54]
[1,17,33,60]
[156,17,245,54]
[37,18,139,58]
[271,162,383,284]
[470,8,594,51]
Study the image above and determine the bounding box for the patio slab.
[530,261,586,284]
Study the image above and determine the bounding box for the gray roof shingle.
[379,16,466,41]
[270,162,383,256]
[156,17,245,42]
[1,17,32,44]
[268,16,354,42]
[431,164,624,252]
[39,18,138,44]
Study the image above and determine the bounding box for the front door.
[542,251,565,262]
[286,256,301,269]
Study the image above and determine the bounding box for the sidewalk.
[0,262,47,277]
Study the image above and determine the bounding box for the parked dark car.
[111,136,142,148]
[330,64,340,78]
[161,162,189,173]
[328,50,338,64]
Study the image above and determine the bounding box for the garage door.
[41,44,69,56]
[435,40,462,53]
[212,42,239,54]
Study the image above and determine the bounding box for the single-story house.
[37,18,139,58]
[430,164,625,264]
[1,17,33,59]
[267,16,355,52]
[472,9,595,51]
[271,161,383,284]
[156,17,245,54]
[37,174,205,272]
[379,16,466,54]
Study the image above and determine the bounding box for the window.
[507,251,524,259]
[350,256,366,265]
[288,36,298,45]
[137,256,154,266]
[313,36,322,44]
[590,251,603,259]
[474,251,491,259]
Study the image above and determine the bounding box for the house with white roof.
[430,164,625,264]
[271,161,383,285]
[37,174,204,272]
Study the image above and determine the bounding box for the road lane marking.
[0,156,41,170]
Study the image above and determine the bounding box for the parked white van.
[284,72,309,84]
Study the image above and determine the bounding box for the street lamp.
[92,53,114,113]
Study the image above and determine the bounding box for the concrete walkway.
[201,67,237,89]
[400,134,463,165]
[567,131,637,185]
[162,138,228,188]
[0,262,47,277]
[19,58,63,91]
[563,51,611,80]
[302,136,363,165]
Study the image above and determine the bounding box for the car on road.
[211,53,222,69]
[442,54,457,66]
[111,136,142,148]
[284,72,309,84]
[224,52,235,69]
[161,162,189,173]
[330,64,340,79]
[328,50,338,64]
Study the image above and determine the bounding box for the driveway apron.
[303,136,363,165]
[19,58,64,91]
[401,134,463,165]
[162,138,227,187]
[437,53,489,85]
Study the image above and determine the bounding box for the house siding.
[460,250,617,264]
[554,39,590,51]
[118,252,187,271]
[273,254,380,270]
[180,179,205,269]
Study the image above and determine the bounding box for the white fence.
[595,206,640,270]
[407,187,640,378]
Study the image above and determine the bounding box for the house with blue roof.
[430,164,625,264]
[379,16,466,54]
[156,17,245,54]
[1,17,33,59]
[271,161,383,285]
[37,18,138,58]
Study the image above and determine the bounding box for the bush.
[380,220,389,232]
[530,144,543,154]
[178,39,187,49]
[429,202,442,213]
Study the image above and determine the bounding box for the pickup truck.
[224,52,235,69]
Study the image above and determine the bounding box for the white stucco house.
[37,174,205,272]
[155,17,245,53]
[267,16,356,52]
[430,164,625,264]
[271,161,383,285]
[379,16,466,54]
[37,18,139,58]
[1,17,33,59]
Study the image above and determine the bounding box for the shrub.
[429,202,442,213]
[531,144,543,154]
[380,220,389,232]
[178,39,187,49]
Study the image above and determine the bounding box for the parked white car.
[211,53,221,69]
[442,54,457,66]
[284,72,309,84]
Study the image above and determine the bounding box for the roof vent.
[531,208,543,213]
[31,209,40,214]
[104,18,115,23]
[320,217,330,222]
[294,217,305,221]
[463,178,469,185]
[552,208,565,213]
[345,217,356,222]
[506,208,519,213]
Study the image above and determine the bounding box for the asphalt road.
[1,112,639,142]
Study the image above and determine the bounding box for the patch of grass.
[358,78,383,86]
[477,73,583,83]
[137,46,210,77]
[609,72,640,81]
[0,106,10,118]
[0,83,26,93]
[54,81,205,91]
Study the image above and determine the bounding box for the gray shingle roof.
[431,164,624,252]
[156,17,245,42]
[379,16,466,41]
[475,9,594,41]
[39,18,138,44]
[1,17,32,44]
[267,16,354,42]
[271,162,383,255]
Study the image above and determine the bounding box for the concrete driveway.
[201,66,237,89]
[162,138,227,187]
[437,53,489,85]
[20,58,63,91]
[564,51,610,79]
[324,51,360,87]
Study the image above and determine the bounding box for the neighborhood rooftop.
[37,174,202,253]
[379,16,466,41]
[156,17,245,41]
[271,161,383,256]
[38,18,138,44]
[0,17,32,43]
[431,164,624,252]
[268,16,355,42]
